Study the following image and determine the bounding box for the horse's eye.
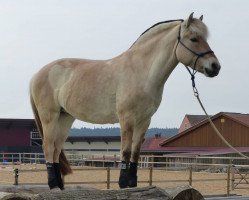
[190,38,198,42]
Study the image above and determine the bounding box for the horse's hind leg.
[118,115,133,188]
[41,110,74,190]
[52,112,75,190]
[41,111,61,189]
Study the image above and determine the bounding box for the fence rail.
[1,152,249,196]
[1,152,249,166]
[10,165,248,196]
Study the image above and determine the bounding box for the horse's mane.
[130,18,209,48]
[130,19,183,48]
[139,19,184,36]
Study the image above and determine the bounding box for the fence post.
[189,165,193,186]
[13,168,19,185]
[91,155,94,167]
[151,156,154,168]
[103,155,105,167]
[231,166,235,190]
[107,167,110,189]
[149,167,153,186]
[114,154,117,168]
[227,165,231,196]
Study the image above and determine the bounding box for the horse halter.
[176,22,214,88]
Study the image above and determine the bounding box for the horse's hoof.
[119,177,129,188]
[119,171,129,188]
[56,177,64,190]
[50,187,61,192]
[128,176,137,188]
[53,163,64,190]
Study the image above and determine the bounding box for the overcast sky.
[0,0,248,129]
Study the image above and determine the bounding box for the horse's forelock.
[187,19,209,40]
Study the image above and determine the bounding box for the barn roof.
[141,136,168,152]
[160,112,249,147]
[159,147,249,156]
[67,136,120,143]
[185,114,208,126]
[0,118,36,129]
[225,113,249,127]
[178,114,209,133]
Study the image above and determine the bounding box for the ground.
[0,164,248,196]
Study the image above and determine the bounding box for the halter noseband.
[176,22,214,88]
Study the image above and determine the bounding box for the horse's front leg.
[128,120,150,188]
[118,117,133,188]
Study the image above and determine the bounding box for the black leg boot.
[128,162,138,187]
[53,163,64,190]
[46,162,59,189]
[118,161,129,188]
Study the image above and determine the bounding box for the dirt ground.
[0,164,249,197]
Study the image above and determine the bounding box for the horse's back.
[31,58,102,95]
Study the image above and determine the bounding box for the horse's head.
[175,13,221,77]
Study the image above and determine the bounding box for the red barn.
[0,119,41,152]
[160,112,249,156]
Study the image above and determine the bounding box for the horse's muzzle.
[205,63,221,77]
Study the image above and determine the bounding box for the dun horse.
[30,13,221,189]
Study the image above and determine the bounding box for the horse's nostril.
[212,63,220,71]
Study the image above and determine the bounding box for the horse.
[30,13,221,190]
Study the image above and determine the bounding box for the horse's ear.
[200,15,203,21]
[186,12,194,28]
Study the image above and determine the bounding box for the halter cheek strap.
[176,23,214,87]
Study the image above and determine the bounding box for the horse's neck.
[128,23,179,92]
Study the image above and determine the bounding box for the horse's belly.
[63,96,119,124]
[74,109,119,124]
[57,70,119,124]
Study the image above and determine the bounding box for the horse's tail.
[59,151,72,175]
[30,88,72,175]
[30,93,43,140]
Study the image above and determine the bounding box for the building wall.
[64,141,120,155]
[165,116,249,147]
[0,127,30,146]
[178,116,191,133]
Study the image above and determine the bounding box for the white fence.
[1,152,249,168]
[0,152,44,164]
